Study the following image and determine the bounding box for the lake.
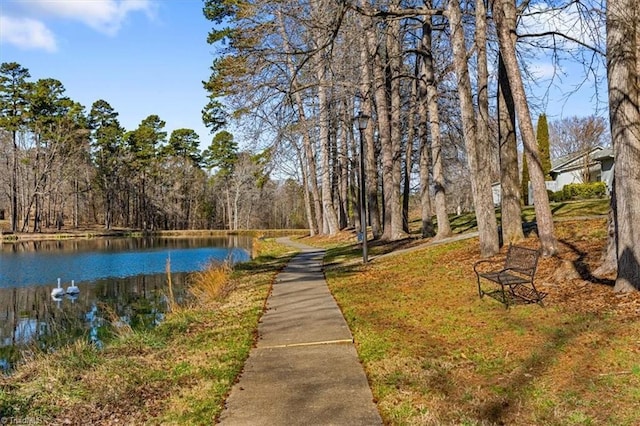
[0,236,252,372]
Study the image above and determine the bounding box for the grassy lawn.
[446,198,610,235]
[0,238,296,424]
[318,209,640,425]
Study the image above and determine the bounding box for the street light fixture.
[355,111,370,263]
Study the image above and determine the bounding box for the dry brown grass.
[187,261,234,305]
[324,219,640,425]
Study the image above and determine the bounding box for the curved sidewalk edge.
[217,237,382,425]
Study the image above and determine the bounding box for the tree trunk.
[448,0,499,257]
[225,188,232,230]
[497,55,524,244]
[348,129,360,233]
[387,12,407,240]
[369,21,395,240]
[303,124,323,235]
[417,26,435,238]
[316,53,340,235]
[474,0,499,250]
[11,131,18,233]
[365,111,382,239]
[594,193,617,276]
[493,0,557,256]
[420,13,450,239]
[360,19,383,239]
[607,0,640,291]
[418,129,434,238]
[403,65,418,233]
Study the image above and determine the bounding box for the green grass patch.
[448,199,610,234]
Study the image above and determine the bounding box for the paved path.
[217,238,382,425]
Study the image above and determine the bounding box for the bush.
[551,182,608,202]
[548,189,564,202]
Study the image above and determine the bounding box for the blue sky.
[0,0,216,149]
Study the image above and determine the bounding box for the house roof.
[592,147,613,161]
[550,146,612,174]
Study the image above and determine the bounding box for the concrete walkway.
[217,238,382,425]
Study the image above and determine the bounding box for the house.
[529,146,613,204]
[546,146,613,192]
[493,146,614,205]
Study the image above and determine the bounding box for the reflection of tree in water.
[0,236,251,255]
[0,272,190,372]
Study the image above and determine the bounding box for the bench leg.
[500,284,510,308]
[476,276,484,298]
[532,285,546,307]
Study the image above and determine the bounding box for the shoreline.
[0,228,310,243]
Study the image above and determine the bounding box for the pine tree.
[0,62,31,232]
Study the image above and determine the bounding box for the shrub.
[548,189,565,202]
[559,182,608,201]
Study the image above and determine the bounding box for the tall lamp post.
[355,111,370,263]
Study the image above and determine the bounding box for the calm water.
[0,236,252,372]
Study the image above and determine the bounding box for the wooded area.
[1,0,639,290]
[0,64,307,233]
[200,0,638,288]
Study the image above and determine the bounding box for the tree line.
[202,0,639,291]
[0,62,307,233]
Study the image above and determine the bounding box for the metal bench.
[473,245,547,307]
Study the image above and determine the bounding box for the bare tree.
[493,0,558,256]
[385,3,408,241]
[549,115,608,159]
[448,0,499,257]
[276,9,323,235]
[549,115,609,182]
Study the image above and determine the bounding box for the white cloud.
[0,15,57,52]
[530,63,560,80]
[30,0,155,35]
[5,0,156,37]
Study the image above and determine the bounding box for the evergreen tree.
[88,100,125,229]
[537,114,552,179]
[521,155,530,205]
[166,128,202,166]
[203,130,238,175]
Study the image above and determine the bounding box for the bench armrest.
[473,259,500,274]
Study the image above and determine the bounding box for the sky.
[519,2,609,122]
[0,0,216,149]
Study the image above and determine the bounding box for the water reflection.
[0,236,251,373]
